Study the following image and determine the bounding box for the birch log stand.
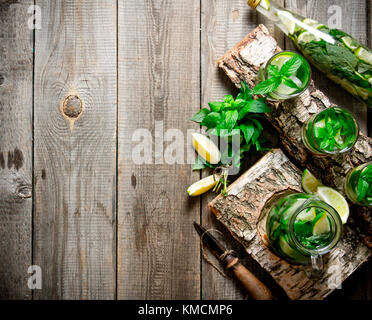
[209,25,372,300]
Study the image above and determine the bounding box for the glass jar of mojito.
[301,107,359,155]
[266,193,342,271]
[344,162,372,207]
[258,51,311,100]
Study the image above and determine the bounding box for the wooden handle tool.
[224,255,273,300]
[193,222,273,300]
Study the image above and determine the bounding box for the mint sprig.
[251,54,304,95]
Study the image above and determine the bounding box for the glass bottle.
[248,0,372,108]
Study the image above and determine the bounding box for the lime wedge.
[279,236,296,257]
[259,0,270,10]
[187,175,217,197]
[297,207,316,222]
[341,36,358,51]
[301,169,323,194]
[312,212,330,235]
[355,47,372,65]
[191,133,221,164]
[297,31,319,43]
[276,10,296,34]
[270,54,291,68]
[315,186,349,224]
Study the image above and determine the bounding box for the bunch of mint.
[190,81,271,171]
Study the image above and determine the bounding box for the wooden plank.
[117,0,200,299]
[285,0,368,135]
[209,149,371,300]
[0,0,33,299]
[200,0,285,300]
[33,0,117,299]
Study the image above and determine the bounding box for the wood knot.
[62,95,82,118]
[16,185,32,199]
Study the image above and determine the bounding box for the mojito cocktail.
[302,107,359,155]
[259,51,311,100]
[344,162,372,207]
[266,193,342,265]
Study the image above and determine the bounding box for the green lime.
[312,212,330,235]
[301,169,323,194]
[355,47,372,65]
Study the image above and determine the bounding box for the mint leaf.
[238,99,271,119]
[238,81,252,100]
[267,65,280,77]
[280,55,303,77]
[357,178,369,202]
[251,77,281,95]
[201,112,222,128]
[224,110,238,130]
[208,102,223,112]
[240,123,255,144]
[283,77,301,89]
[190,108,210,123]
[192,157,207,170]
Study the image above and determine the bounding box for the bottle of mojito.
[344,162,372,207]
[248,0,372,108]
[301,107,359,155]
[258,50,311,100]
[266,192,342,272]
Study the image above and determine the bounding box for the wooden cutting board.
[209,149,371,300]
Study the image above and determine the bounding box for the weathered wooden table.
[0,0,371,300]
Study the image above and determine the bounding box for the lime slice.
[355,86,372,100]
[302,18,319,26]
[191,133,221,164]
[187,175,217,197]
[341,36,358,51]
[334,129,344,145]
[279,236,296,257]
[355,47,372,65]
[301,169,323,194]
[259,0,270,10]
[297,207,316,222]
[276,10,296,34]
[270,54,291,68]
[297,31,319,43]
[275,82,297,95]
[339,79,359,96]
[301,18,324,29]
[312,212,330,235]
[315,186,349,224]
